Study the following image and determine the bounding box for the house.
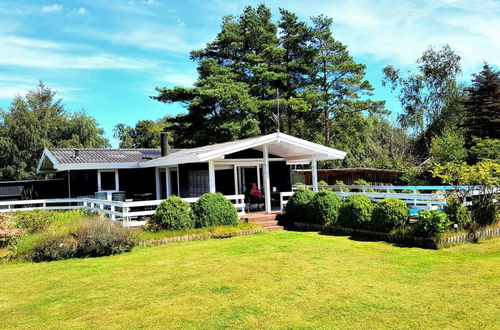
[37,132,347,213]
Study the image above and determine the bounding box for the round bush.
[192,193,239,227]
[150,196,195,231]
[444,197,472,229]
[284,188,315,222]
[24,233,78,262]
[338,194,373,229]
[371,198,409,232]
[306,190,343,225]
[413,210,452,237]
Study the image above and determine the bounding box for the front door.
[239,165,261,194]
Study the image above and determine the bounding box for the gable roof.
[37,133,347,172]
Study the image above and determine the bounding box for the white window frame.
[97,169,119,192]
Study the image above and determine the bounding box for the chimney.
[74,149,80,158]
[160,133,169,157]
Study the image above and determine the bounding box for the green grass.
[134,222,259,241]
[0,231,499,329]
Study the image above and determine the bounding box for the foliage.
[353,179,375,192]
[191,193,239,228]
[371,198,409,232]
[11,209,89,233]
[0,82,108,180]
[443,197,472,229]
[333,180,349,192]
[383,45,465,138]
[338,194,373,229]
[413,210,452,237]
[149,196,195,231]
[463,64,500,140]
[317,180,328,187]
[71,219,136,258]
[469,137,500,163]
[153,5,385,152]
[306,190,342,225]
[16,232,79,262]
[284,188,315,222]
[113,116,173,148]
[0,214,22,247]
[470,195,498,227]
[429,128,467,164]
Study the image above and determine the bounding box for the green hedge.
[338,194,373,229]
[443,197,472,229]
[413,210,451,237]
[150,196,195,231]
[285,188,315,222]
[371,198,408,232]
[307,190,342,225]
[191,193,239,227]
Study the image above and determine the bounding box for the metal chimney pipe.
[74,149,80,158]
[160,133,169,157]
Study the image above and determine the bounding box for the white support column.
[233,165,238,194]
[154,168,161,199]
[256,165,261,189]
[263,144,271,213]
[312,158,318,193]
[208,160,216,193]
[165,167,171,197]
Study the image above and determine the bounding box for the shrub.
[317,180,329,189]
[338,194,373,229]
[413,210,452,237]
[192,193,239,228]
[11,210,57,233]
[470,195,498,227]
[15,232,78,262]
[306,190,342,225]
[353,179,375,192]
[334,180,349,192]
[72,219,136,258]
[443,197,472,229]
[150,196,194,231]
[284,188,315,222]
[371,198,408,232]
[0,214,23,247]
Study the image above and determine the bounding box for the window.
[188,170,208,197]
[99,170,117,191]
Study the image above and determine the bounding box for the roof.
[49,148,176,164]
[294,167,405,174]
[38,132,347,172]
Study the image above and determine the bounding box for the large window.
[98,170,118,191]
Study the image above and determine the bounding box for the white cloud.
[77,7,88,15]
[41,4,63,13]
[0,35,158,70]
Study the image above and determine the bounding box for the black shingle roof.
[49,148,182,164]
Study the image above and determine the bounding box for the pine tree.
[464,64,500,139]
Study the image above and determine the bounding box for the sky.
[0,0,499,147]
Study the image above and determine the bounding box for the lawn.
[1,231,499,329]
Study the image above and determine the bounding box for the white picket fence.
[0,195,246,227]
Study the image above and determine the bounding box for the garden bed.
[293,222,500,249]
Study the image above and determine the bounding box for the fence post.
[110,205,115,221]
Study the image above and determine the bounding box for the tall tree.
[383,45,465,138]
[0,81,109,180]
[308,15,385,147]
[463,63,500,140]
[113,116,173,148]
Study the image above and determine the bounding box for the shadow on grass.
[316,230,425,249]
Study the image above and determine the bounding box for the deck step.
[247,215,278,222]
[253,220,278,227]
[264,225,284,231]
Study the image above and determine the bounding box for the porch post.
[263,144,271,213]
[155,168,161,199]
[208,160,216,193]
[233,165,238,194]
[165,167,171,197]
[312,157,318,193]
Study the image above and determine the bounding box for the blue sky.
[0,0,499,147]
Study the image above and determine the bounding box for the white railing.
[283,185,493,212]
[0,194,246,227]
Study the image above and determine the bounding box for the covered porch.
[150,133,347,213]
